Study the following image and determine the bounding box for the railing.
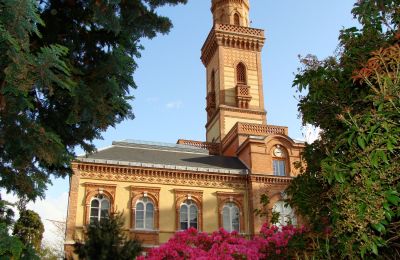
[176,140,220,155]
[215,24,264,37]
[222,122,289,147]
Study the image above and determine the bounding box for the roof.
[77,140,248,175]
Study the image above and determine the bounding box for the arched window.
[234,13,240,26]
[222,202,240,232]
[273,201,297,227]
[272,145,287,176]
[236,63,246,84]
[180,199,198,230]
[135,197,154,230]
[89,194,110,223]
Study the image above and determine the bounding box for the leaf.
[387,195,400,206]
[357,135,366,150]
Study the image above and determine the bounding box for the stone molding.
[174,189,204,231]
[205,105,266,129]
[75,163,247,189]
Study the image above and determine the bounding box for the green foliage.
[0,0,187,200]
[75,212,143,260]
[0,195,40,260]
[286,0,400,259]
[13,209,44,250]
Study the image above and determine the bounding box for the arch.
[233,12,240,26]
[174,189,203,231]
[83,183,116,225]
[89,194,110,223]
[216,192,245,233]
[179,199,199,230]
[273,201,297,227]
[134,197,155,230]
[130,186,160,231]
[222,202,240,232]
[236,62,247,84]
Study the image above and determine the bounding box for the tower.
[202,0,267,143]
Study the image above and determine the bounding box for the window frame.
[179,199,199,230]
[222,202,240,232]
[89,194,111,223]
[135,197,155,230]
[273,200,297,227]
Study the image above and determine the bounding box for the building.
[64,0,305,258]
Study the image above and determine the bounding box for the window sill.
[130,229,159,234]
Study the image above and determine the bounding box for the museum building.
[65,0,305,258]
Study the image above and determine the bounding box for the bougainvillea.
[138,224,306,260]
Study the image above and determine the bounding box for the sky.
[3,0,358,247]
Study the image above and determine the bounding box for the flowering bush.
[138,224,306,260]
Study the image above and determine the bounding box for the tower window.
[236,63,246,84]
[234,13,240,26]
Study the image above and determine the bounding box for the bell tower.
[202,0,267,143]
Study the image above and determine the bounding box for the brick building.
[65,0,305,258]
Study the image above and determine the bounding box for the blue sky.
[14,1,358,243]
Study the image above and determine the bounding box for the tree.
[74,213,143,260]
[13,210,44,251]
[0,196,39,260]
[286,0,400,258]
[0,0,187,201]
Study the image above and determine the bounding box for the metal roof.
[77,140,248,174]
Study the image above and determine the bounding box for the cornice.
[201,24,265,66]
[74,162,248,189]
[205,105,266,129]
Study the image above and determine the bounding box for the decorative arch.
[216,192,245,233]
[130,186,160,230]
[83,183,116,225]
[174,189,203,231]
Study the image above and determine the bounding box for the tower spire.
[211,0,250,27]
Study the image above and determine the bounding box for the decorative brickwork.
[83,183,116,225]
[130,186,161,245]
[78,163,246,189]
[176,139,220,155]
[174,189,203,231]
[224,50,257,70]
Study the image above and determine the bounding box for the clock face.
[274,147,284,157]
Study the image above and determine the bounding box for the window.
[273,201,297,227]
[89,194,110,223]
[234,13,240,26]
[222,202,240,232]
[180,200,198,230]
[135,197,154,230]
[211,70,215,92]
[236,63,246,84]
[273,160,286,176]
